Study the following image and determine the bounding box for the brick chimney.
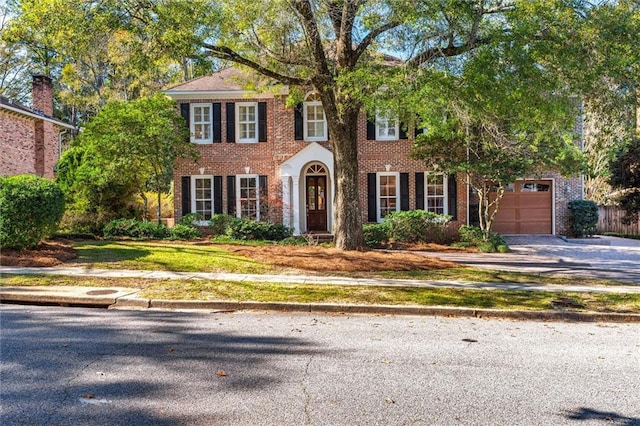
[32,74,53,116]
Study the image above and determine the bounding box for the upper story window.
[377,172,399,221]
[375,111,399,141]
[304,93,327,141]
[191,103,212,143]
[236,102,258,143]
[425,173,447,215]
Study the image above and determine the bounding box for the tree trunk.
[326,108,364,250]
[157,192,162,225]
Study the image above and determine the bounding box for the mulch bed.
[1,240,78,267]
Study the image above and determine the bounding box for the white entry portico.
[280,143,334,235]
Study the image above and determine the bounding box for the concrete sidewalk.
[2,265,640,323]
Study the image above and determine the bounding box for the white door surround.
[280,143,334,235]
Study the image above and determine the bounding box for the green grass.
[3,274,639,313]
[71,241,270,274]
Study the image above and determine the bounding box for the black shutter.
[367,173,377,222]
[213,176,223,214]
[399,122,408,140]
[213,103,222,143]
[415,172,425,210]
[180,103,190,142]
[181,176,191,216]
[259,175,268,196]
[259,175,268,219]
[226,102,235,143]
[448,174,457,220]
[400,173,409,211]
[258,102,267,142]
[227,175,236,215]
[294,103,304,140]
[366,117,376,140]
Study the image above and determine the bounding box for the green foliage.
[456,225,507,253]
[227,220,292,241]
[611,138,640,224]
[103,218,200,240]
[383,210,454,244]
[0,175,65,249]
[56,94,196,228]
[277,236,310,246]
[362,223,389,248]
[166,224,201,240]
[179,212,205,226]
[568,200,599,238]
[209,214,240,236]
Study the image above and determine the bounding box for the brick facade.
[167,70,582,236]
[0,76,74,179]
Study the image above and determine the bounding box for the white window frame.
[425,172,448,215]
[377,172,400,222]
[191,175,214,224]
[236,174,260,221]
[304,93,327,141]
[191,103,212,144]
[236,102,258,143]
[375,110,399,141]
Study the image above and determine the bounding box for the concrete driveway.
[422,235,640,284]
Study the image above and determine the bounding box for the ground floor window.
[237,175,259,220]
[192,176,213,220]
[377,172,399,221]
[425,173,447,215]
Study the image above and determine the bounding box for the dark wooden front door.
[306,175,327,231]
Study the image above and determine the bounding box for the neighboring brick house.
[0,75,74,179]
[165,67,582,236]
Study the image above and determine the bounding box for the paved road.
[2,306,639,425]
[422,236,640,284]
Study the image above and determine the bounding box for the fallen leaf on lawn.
[83,393,95,399]
[216,370,227,377]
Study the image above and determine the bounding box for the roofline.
[0,103,75,130]
[164,88,289,100]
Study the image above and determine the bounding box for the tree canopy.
[56,94,196,229]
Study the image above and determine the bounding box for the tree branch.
[407,36,492,66]
[201,43,311,86]
[353,21,401,65]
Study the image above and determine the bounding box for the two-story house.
[165,67,582,236]
[1,75,75,179]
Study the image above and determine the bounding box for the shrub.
[278,236,309,246]
[103,218,169,239]
[209,214,240,236]
[0,175,65,249]
[167,223,200,240]
[178,212,204,226]
[363,223,389,248]
[456,225,507,253]
[568,200,598,237]
[228,219,292,241]
[383,210,454,244]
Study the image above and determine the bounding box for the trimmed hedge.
[568,200,598,237]
[0,175,65,249]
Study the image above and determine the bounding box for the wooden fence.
[597,206,640,235]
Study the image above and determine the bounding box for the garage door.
[491,180,552,234]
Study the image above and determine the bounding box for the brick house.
[0,75,75,179]
[166,67,582,236]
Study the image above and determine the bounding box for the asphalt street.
[1,305,639,425]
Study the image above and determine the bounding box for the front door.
[306,175,327,231]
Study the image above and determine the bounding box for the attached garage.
[491,180,553,234]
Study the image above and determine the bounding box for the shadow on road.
[562,407,640,426]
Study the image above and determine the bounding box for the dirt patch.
[222,244,459,272]
[1,240,78,267]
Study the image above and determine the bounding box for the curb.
[3,289,640,323]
